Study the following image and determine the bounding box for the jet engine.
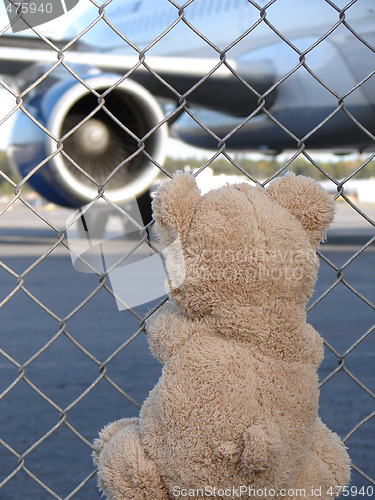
[8,74,168,208]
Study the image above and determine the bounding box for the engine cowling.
[8,74,168,207]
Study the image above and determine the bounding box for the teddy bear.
[93,171,351,499]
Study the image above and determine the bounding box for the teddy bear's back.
[140,334,319,492]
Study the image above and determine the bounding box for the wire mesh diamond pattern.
[0,0,374,498]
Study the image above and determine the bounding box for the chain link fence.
[0,0,374,498]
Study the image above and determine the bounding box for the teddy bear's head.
[152,171,334,320]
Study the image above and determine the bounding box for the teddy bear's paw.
[93,418,137,464]
[309,418,351,495]
[241,420,281,473]
[94,421,168,500]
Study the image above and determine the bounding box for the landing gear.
[78,208,109,240]
[136,189,153,227]
[77,189,153,241]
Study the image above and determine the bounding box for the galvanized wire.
[0,0,374,497]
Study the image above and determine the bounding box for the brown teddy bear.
[93,171,350,499]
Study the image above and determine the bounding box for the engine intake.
[9,75,168,207]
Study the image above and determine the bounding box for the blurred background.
[0,0,374,498]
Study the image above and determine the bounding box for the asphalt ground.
[0,202,374,500]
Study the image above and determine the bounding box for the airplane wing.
[0,35,275,116]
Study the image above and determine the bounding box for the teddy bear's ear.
[266,172,335,246]
[152,171,201,243]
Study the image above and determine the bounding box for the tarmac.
[0,201,374,499]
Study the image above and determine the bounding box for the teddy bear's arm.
[146,301,198,363]
[93,418,168,499]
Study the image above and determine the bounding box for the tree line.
[163,154,375,180]
[1,149,374,196]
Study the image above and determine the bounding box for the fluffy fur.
[93,171,350,499]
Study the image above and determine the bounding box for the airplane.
[0,0,374,218]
